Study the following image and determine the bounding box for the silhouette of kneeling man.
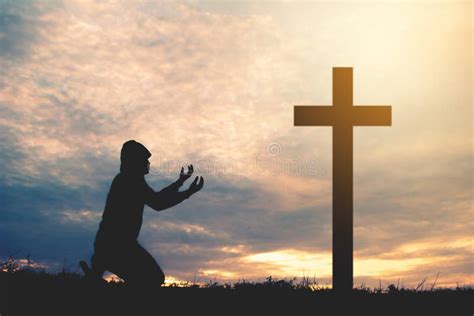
[80,140,204,290]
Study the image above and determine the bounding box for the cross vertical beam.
[333,68,354,292]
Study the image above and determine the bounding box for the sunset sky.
[0,0,472,288]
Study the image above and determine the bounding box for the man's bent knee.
[152,269,165,286]
[91,253,106,278]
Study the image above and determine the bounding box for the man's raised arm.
[158,165,194,195]
[144,166,204,211]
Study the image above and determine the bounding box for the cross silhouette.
[294,67,392,292]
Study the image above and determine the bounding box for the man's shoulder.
[111,173,146,189]
[111,173,122,184]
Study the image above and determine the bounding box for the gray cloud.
[0,1,39,59]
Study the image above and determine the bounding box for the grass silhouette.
[1,257,472,315]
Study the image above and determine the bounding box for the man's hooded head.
[120,140,151,175]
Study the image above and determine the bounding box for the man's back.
[97,173,147,243]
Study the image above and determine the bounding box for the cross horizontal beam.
[294,105,391,127]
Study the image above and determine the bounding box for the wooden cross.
[294,67,391,292]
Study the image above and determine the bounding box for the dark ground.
[0,270,472,316]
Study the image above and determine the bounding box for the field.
[1,262,472,316]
